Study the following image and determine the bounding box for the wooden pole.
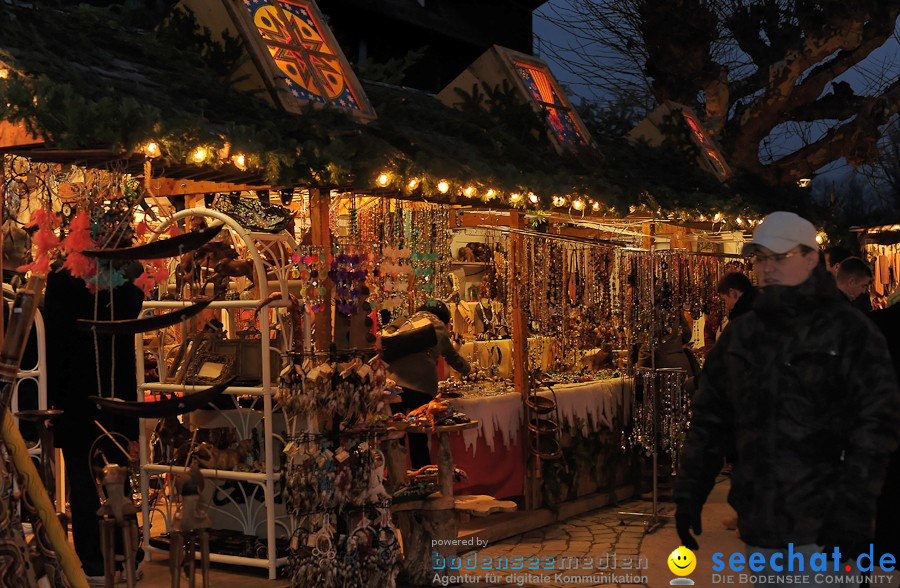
[506,212,538,509]
[508,212,528,397]
[309,189,332,352]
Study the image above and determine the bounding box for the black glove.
[675,502,702,550]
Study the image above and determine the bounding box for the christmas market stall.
[853,224,900,307]
[0,1,772,586]
[0,0,396,583]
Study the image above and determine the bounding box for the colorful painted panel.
[512,59,589,148]
[683,111,729,178]
[243,0,363,111]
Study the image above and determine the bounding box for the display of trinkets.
[614,250,728,350]
[627,367,691,473]
[513,233,619,374]
[282,357,399,588]
[408,206,449,304]
[288,507,399,588]
[291,246,327,312]
[329,248,369,315]
[377,244,411,311]
[276,355,386,436]
[283,436,389,512]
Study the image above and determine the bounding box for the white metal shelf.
[146,545,288,570]
[139,383,272,396]
[143,463,268,483]
[137,209,297,580]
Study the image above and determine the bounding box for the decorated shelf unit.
[136,208,298,579]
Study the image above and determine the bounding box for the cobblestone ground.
[434,478,900,588]
[454,496,655,588]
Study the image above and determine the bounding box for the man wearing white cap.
[675,211,900,588]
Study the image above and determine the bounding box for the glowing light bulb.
[816,234,823,244]
[552,196,566,207]
[736,217,743,225]
[714,212,723,222]
[485,189,496,200]
[437,180,450,194]
[144,142,160,158]
[192,147,208,163]
[464,186,476,197]
[572,199,585,211]
[407,178,419,190]
[510,193,522,203]
[629,205,636,213]
[798,178,812,188]
[377,173,390,187]
[528,193,539,204]
[592,201,600,211]
[232,153,246,169]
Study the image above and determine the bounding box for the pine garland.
[0,2,802,222]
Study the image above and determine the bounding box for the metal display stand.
[618,248,690,533]
[619,367,688,532]
[3,284,66,513]
[136,209,297,579]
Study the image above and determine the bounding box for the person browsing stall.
[835,256,873,306]
[382,300,471,468]
[717,272,757,323]
[675,211,900,588]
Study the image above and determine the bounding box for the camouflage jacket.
[675,268,900,548]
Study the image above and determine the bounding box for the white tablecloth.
[449,377,632,457]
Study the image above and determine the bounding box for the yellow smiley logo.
[668,546,696,576]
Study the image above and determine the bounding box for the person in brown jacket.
[384,300,471,467]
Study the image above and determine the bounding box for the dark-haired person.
[676,212,899,588]
[717,271,757,324]
[835,257,873,312]
[383,300,471,468]
[714,271,757,526]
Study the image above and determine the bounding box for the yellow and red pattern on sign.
[683,110,730,178]
[245,0,362,110]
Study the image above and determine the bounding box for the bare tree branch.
[784,81,867,122]
[764,78,900,181]
[538,0,900,184]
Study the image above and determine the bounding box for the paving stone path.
[434,497,655,588]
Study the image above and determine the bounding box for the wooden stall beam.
[506,212,539,510]
[309,188,332,352]
[145,178,266,197]
[452,209,518,228]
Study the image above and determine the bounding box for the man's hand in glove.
[675,502,702,550]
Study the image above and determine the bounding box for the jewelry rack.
[619,248,668,532]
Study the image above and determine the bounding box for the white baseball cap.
[741,211,818,256]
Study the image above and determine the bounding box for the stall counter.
[430,377,631,499]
